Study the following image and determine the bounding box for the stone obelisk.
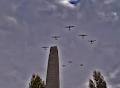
[46,46,60,88]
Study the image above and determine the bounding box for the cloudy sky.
[0,0,120,88]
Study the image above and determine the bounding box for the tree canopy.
[29,73,45,88]
[89,70,107,88]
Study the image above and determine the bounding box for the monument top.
[50,46,58,55]
[46,45,60,88]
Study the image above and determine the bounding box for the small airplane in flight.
[42,46,49,50]
[80,64,83,66]
[62,65,66,67]
[68,61,72,63]
[65,25,75,31]
[52,36,61,40]
[78,34,88,39]
[88,40,96,44]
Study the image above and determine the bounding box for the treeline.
[28,70,107,88]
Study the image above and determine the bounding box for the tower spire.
[46,46,60,88]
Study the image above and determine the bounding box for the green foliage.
[29,73,45,88]
[89,71,107,88]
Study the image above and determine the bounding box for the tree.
[29,73,45,88]
[89,70,107,88]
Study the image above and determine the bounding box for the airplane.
[78,34,88,39]
[65,25,75,31]
[52,36,60,40]
[68,61,72,63]
[80,64,83,66]
[42,46,49,50]
[88,40,96,44]
[62,65,66,67]
[69,0,81,5]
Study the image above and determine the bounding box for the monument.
[46,46,60,88]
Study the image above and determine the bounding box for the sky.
[0,0,120,88]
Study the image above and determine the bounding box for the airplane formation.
[65,25,96,44]
[62,60,84,68]
[46,25,96,45]
[41,25,97,69]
